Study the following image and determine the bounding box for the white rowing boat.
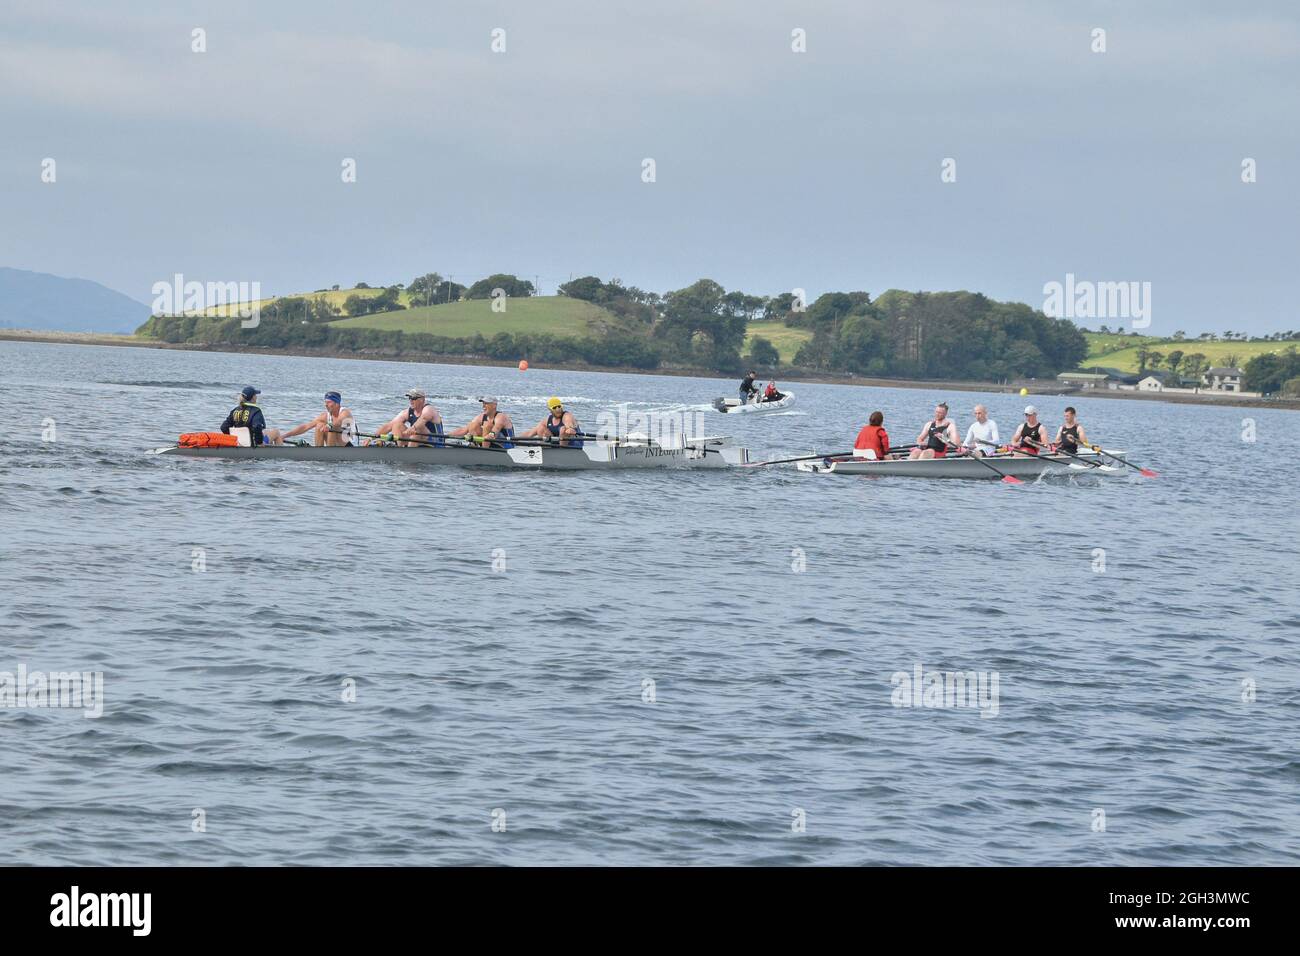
[795,449,1123,479]
[153,434,751,470]
[712,391,795,414]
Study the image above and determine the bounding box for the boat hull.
[712,392,795,413]
[155,439,748,470]
[796,450,1120,479]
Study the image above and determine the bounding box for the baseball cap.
[547,397,563,410]
[240,385,261,399]
[405,388,426,399]
[1024,405,1038,415]
[479,396,498,404]
[324,391,342,404]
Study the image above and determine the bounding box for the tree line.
[138,272,1092,381]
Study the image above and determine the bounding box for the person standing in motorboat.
[739,370,760,404]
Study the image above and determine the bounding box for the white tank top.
[328,412,358,445]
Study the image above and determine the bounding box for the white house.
[1137,374,1166,392]
[1203,367,1243,392]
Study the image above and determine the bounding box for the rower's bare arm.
[1077,426,1088,445]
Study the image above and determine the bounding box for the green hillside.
[1083,332,1287,372]
[743,320,813,363]
[330,295,620,337]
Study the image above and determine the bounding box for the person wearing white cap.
[370,388,444,446]
[448,397,515,447]
[962,404,1000,457]
[1009,405,1047,454]
[517,397,583,447]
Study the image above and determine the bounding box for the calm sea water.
[2,340,1297,865]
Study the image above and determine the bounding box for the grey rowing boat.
[796,449,1123,479]
[153,435,750,470]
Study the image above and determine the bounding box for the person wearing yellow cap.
[518,397,583,447]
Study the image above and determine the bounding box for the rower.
[281,391,358,446]
[739,370,759,405]
[1054,406,1088,454]
[1010,405,1047,454]
[962,404,1000,458]
[449,397,515,447]
[373,388,443,446]
[518,397,583,447]
[853,411,889,460]
[220,386,283,446]
[762,380,784,403]
[909,402,959,459]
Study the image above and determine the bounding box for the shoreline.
[3,328,1297,412]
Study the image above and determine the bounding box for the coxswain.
[372,388,443,446]
[909,403,959,459]
[1054,406,1088,454]
[518,397,583,447]
[962,404,1001,458]
[853,411,890,459]
[449,397,515,447]
[1009,405,1047,454]
[281,391,358,446]
[220,386,282,446]
[739,370,759,404]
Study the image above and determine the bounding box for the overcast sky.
[1,0,1296,334]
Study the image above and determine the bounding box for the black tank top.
[1059,424,1079,452]
[1020,421,1043,446]
[926,420,951,451]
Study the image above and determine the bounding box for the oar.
[744,450,856,468]
[1079,443,1159,478]
[742,443,921,468]
[940,441,1023,484]
[1023,438,1117,472]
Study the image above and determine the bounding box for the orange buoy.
[518,360,529,371]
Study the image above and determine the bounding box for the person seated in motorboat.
[280,391,358,446]
[448,397,515,447]
[1009,405,1047,454]
[518,397,583,447]
[739,370,759,404]
[962,404,1000,458]
[220,386,284,446]
[909,403,959,459]
[1054,406,1088,454]
[761,381,785,403]
[371,388,444,447]
[853,411,890,459]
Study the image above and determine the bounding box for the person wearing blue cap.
[220,386,283,446]
[281,390,358,446]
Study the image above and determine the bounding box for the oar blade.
[1140,467,1159,478]
[1001,474,1024,485]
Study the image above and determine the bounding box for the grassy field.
[1082,332,1290,372]
[743,321,814,364]
[329,295,617,337]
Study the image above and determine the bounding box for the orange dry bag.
[178,432,239,447]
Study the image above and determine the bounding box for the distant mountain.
[0,267,151,334]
